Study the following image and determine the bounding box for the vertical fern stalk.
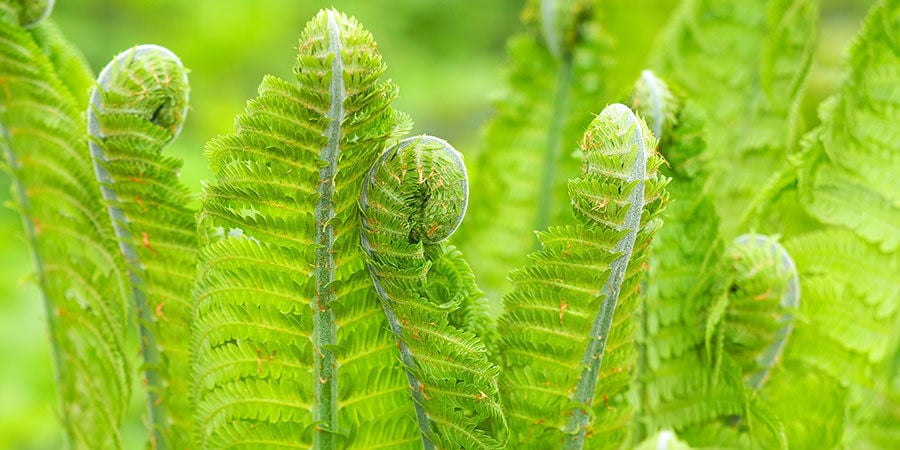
[87,44,195,448]
[311,12,343,447]
[359,135,506,449]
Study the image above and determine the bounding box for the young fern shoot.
[497,103,667,449]
[359,135,506,449]
[87,45,195,448]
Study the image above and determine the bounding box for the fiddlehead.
[497,103,668,449]
[712,235,799,391]
[87,44,195,448]
[11,0,52,28]
[0,1,131,446]
[359,135,505,449]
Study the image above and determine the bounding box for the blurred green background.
[0,0,874,448]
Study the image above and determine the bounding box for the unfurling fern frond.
[359,135,505,449]
[456,0,615,298]
[707,235,799,392]
[87,45,195,448]
[497,103,668,449]
[0,2,132,447]
[193,9,502,449]
[650,0,818,236]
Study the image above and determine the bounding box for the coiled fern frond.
[359,135,505,449]
[87,44,195,448]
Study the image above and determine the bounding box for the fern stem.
[311,11,344,447]
[535,57,573,235]
[87,45,188,449]
[564,104,648,449]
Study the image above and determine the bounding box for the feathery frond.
[359,135,506,449]
[192,10,444,448]
[497,103,668,448]
[650,0,818,236]
[0,2,131,447]
[87,44,195,448]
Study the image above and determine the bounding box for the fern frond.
[714,235,799,391]
[796,0,900,253]
[359,135,505,449]
[650,0,818,235]
[193,10,425,448]
[87,45,195,448]
[497,103,668,448]
[456,0,616,297]
[0,2,132,447]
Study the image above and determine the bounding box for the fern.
[456,0,615,297]
[0,1,132,447]
[87,45,195,448]
[192,10,501,449]
[650,0,818,236]
[359,135,506,449]
[626,72,745,441]
[496,103,667,448]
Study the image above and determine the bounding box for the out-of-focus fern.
[0,1,132,447]
[456,0,615,298]
[87,45,195,448]
[650,0,818,236]
[359,135,505,449]
[192,9,502,449]
[496,103,668,448]
[627,72,743,442]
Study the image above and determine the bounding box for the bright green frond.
[193,10,428,449]
[0,2,131,447]
[497,103,668,449]
[87,44,195,448]
[651,0,818,236]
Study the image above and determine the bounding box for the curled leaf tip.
[14,0,54,28]
[91,45,190,141]
[361,135,468,249]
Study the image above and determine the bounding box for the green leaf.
[192,10,448,448]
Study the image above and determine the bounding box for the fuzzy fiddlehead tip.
[531,0,592,59]
[89,45,189,141]
[12,0,53,28]
[361,135,468,254]
[728,234,800,391]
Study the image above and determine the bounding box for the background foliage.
[0,0,877,448]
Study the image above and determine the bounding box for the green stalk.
[311,11,344,448]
